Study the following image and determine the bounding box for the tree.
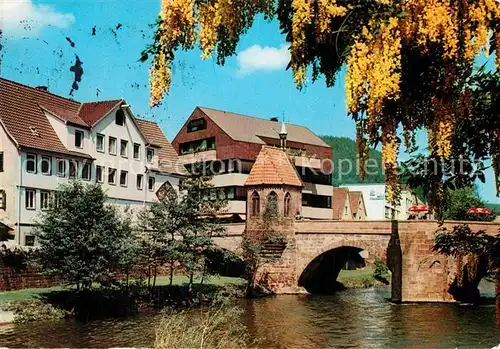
[177,169,228,285]
[138,187,185,287]
[34,182,137,290]
[443,187,496,221]
[142,0,500,207]
[139,166,228,287]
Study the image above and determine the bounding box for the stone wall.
[0,266,60,291]
[396,221,499,302]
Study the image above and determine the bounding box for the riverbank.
[0,276,246,324]
[337,268,390,289]
[0,275,245,302]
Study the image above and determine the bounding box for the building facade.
[340,184,419,220]
[0,78,185,246]
[172,107,335,220]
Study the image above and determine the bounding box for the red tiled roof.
[135,118,187,176]
[0,78,80,154]
[332,187,349,220]
[349,191,362,216]
[245,146,302,187]
[0,78,184,169]
[78,100,123,125]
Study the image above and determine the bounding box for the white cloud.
[237,44,290,76]
[0,0,74,37]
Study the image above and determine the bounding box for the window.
[133,143,141,160]
[26,153,36,173]
[180,137,216,155]
[81,163,91,180]
[251,191,260,217]
[109,137,117,155]
[115,109,125,126]
[187,118,207,132]
[120,170,128,187]
[147,148,154,163]
[57,159,66,177]
[25,189,35,210]
[0,190,6,210]
[41,156,51,175]
[75,130,84,148]
[96,134,105,152]
[136,174,143,190]
[284,192,291,217]
[148,176,155,191]
[96,165,103,183]
[69,161,77,179]
[41,191,50,210]
[25,235,35,247]
[120,140,128,157]
[108,168,116,185]
[0,152,3,172]
[301,194,332,209]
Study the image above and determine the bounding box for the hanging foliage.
[143,0,500,205]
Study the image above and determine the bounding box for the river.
[0,286,498,348]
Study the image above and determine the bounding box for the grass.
[0,275,245,302]
[337,268,390,289]
[155,305,249,349]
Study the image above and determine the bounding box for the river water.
[0,286,499,348]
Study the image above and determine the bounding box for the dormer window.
[115,109,125,126]
[75,130,84,148]
[187,118,207,133]
[147,148,154,164]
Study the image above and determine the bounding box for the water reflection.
[0,286,499,348]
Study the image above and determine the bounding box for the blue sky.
[0,0,498,204]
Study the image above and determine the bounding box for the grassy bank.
[0,275,245,302]
[337,268,390,289]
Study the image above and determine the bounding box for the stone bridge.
[213,220,500,303]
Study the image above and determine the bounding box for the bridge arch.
[296,238,388,294]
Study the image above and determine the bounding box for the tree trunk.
[153,266,157,288]
[169,262,174,286]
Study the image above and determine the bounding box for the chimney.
[36,86,48,92]
[270,117,279,122]
[279,122,287,150]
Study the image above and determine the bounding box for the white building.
[0,78,186,246]
[340,184,419,220]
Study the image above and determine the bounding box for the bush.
[155,305,250,349]
[0,299,70,323]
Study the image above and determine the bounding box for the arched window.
[115,109,125,126]
[251,191,260,217]
[284,192,291,217]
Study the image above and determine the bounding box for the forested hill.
[320,136,385,186]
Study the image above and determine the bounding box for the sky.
[0,0,498,204]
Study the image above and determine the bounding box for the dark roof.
[198,107,331,148]
[136,118,187,176]
[245,146,303,187]
[78,100,123,125]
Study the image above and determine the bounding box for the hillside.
[320,136,385,186]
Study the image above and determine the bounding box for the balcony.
[302,206,333,220]
[302,182,333,196]
[210,173,249,187]
[293,155,322,169]
[178,150,217,165]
